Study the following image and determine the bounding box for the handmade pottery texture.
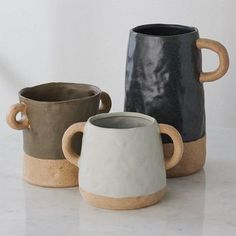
[124,24,229,177]
[7,82,111,187]
[62,112,183,209]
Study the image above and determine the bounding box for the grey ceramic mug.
[7,82,112,187]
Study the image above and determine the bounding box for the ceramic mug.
[7,82,112,187]
[124,24,229,177]
[62,112,183,210]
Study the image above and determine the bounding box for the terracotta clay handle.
[159,124,183,170]
[62,122,86,167]
[196,38,229,82]
[6,102,30,130]
[99,91,112,113]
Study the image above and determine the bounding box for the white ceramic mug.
[62,112,183,210]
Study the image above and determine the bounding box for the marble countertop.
[0,127,236,236]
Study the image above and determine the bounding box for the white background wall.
[0,0,235,136]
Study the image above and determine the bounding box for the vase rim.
[131,23,198,38]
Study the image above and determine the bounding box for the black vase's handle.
[196,38,229,82]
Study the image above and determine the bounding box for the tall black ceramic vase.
[124,24,229,177]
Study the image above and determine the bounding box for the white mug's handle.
[159,124,183,170]
[62,122,86,167]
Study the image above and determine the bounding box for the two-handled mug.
[62,112,183,209]
[7,82,112,187]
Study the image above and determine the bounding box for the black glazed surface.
[124,24,205,143]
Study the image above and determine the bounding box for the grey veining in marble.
[0,127,236,236]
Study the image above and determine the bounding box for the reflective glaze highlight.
[125,24,205,143]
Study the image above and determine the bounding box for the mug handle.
[196,38,229,82]
[99,91,112,113]
[6,102,30,130]
[159,124,184,170]
[62,122,86,167]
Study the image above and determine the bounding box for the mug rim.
[88,112,157,130]
[19,82,101,104]
[131,23,198,38]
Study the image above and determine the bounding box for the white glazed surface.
[79,120,166,198]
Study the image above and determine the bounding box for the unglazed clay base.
[164,136,206,177]
[23,154,78,187]
[80,187,166,210]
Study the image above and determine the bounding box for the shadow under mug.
[62,112,183,210]
[6,82,112,187]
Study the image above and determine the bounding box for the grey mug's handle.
[6,102,30,130]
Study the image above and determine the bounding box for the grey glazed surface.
[20,82,101,159]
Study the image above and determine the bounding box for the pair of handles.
[62,122,183,171]
[196,38,229,82]
[6,91,111,130]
